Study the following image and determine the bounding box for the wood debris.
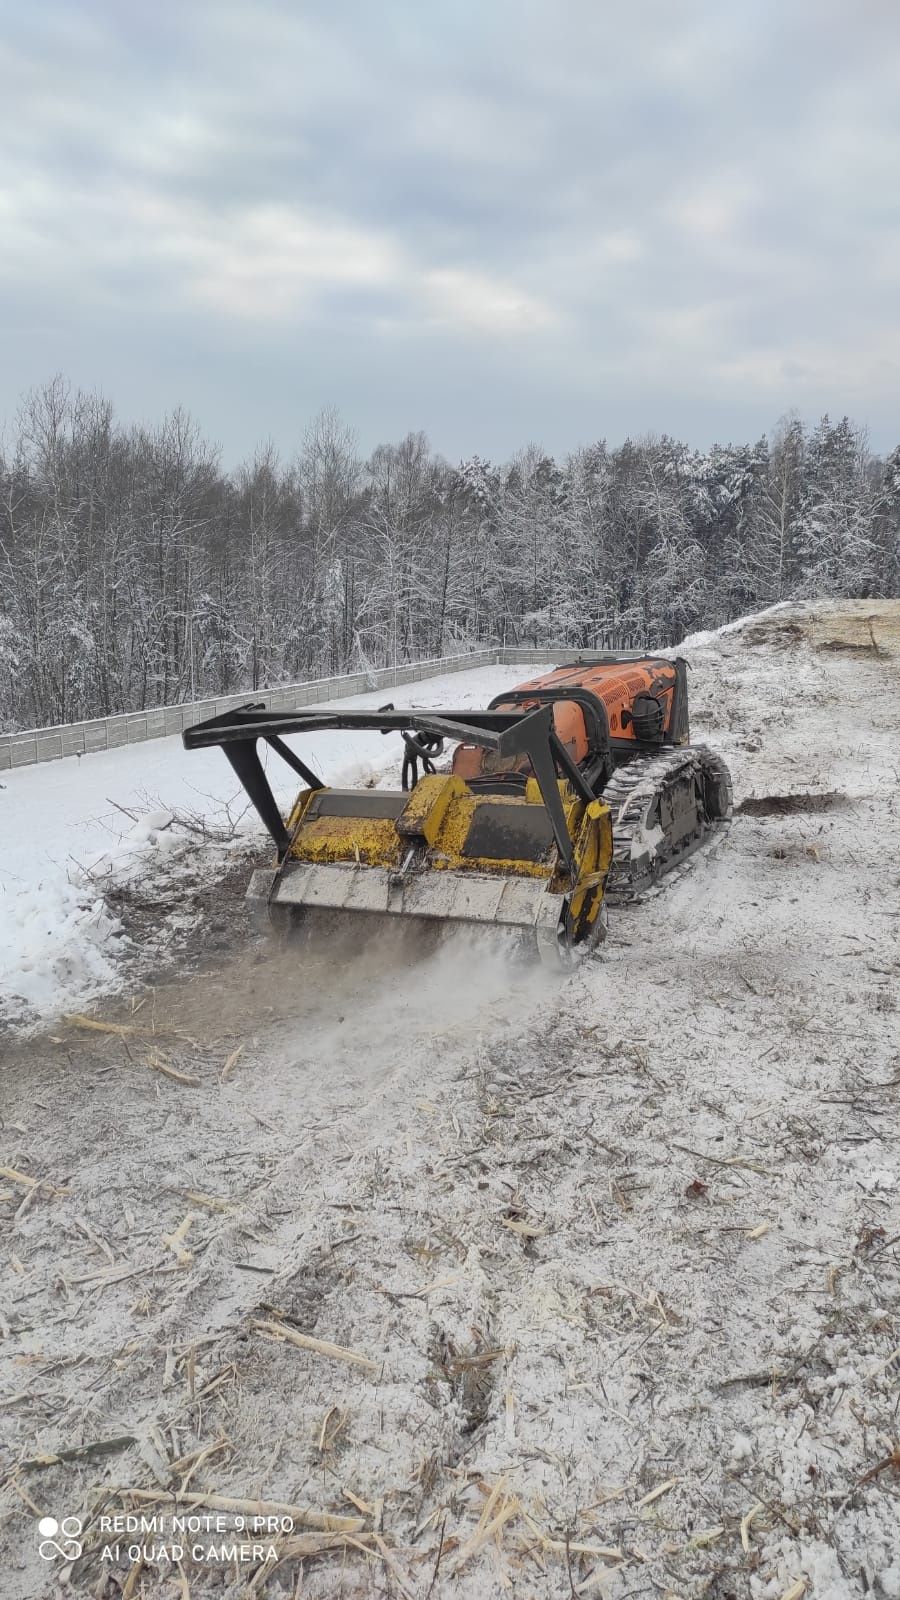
[122,1556,144,1599]
[113,1487,366,1533]
[636,1476,679,1508]
[420,1269,465,1295]
[181,1190,234,1213]
[162,1213,196,1266]
[671,1142,775,1176]
[20,1434,135,1470]
[741,1501,764,1551]
[168,1436,231,1489]
[65,1013,140,1036]
[453,1481,520,1573]
[501,1218,547,1239]
[221,1044,244,1081]
[253,1318,378,1373]
[150,1055,201,1086]
[857,1445,900,1486]
[688,1525,724,1548]
[247,1532,377,1593]
[0,1166,68,1196]
[518,1508,623,1560]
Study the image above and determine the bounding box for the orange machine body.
[451,657,689,783]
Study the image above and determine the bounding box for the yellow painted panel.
[290,813,404,867]
[397,773,466,845]
[280,779,612,901]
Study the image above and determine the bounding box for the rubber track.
[601,744,733,902]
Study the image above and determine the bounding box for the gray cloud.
[1,0,899,461]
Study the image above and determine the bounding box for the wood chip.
[373,1533,417,1599]
[454,1494,520,1572]
[0,1166,37,1189]
[342,1487,378,1516]
[114,1487,365,1534]
[869,1344,900,1380]
[636,1476,679,1508]
[168,1437,230,1479]
[501,1218,547,1239]
[162,1213,196,1267]
[671,1142,775,1176]
[745,1222,770,1240]
[221,1045,244,1082]
[420,1270,465,1295]
[689,1525,724,1548]
[8,1475,44,1516]
[519,1509,623,1560]
[0,1166,68,1196]
[741,1502,764,1551]
[253,1318,378,1373]
[182,1191,234,1213]
[122,1557,143,1599]
[448,1348,509,1373]
[66,1013,139,1036]
[246,1534,376,1595]
[778,1581,808,1600]
[20,1435,135,1470]
[151,1058,201,1086]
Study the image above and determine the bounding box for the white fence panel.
[0,650,501,772]
[0,645,627,773]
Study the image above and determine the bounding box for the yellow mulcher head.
[183,702,613,967]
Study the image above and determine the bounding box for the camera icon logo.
[37,1516,84,1562]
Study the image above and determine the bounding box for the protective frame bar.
[183,702,591,877]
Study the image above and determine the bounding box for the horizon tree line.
[0,377,897,732]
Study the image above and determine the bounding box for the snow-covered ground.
[0,664,551,1028]
[1,602,898,1600]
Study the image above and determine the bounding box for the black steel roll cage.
[182,702,595,878]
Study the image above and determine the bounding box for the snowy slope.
[0,663,551,1028]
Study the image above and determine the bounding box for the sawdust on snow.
[1,600,899,1600]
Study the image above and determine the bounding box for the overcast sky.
[2,0,899,463]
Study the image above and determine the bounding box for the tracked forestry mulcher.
[183,654,731,968]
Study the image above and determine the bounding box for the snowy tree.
[794,417,879,597]
[0,380,896,733]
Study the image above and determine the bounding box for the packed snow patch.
[0,876,122,1026]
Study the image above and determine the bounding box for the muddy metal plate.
[304,790,408,820]
[247,864,555,928]
[462,802,555,862]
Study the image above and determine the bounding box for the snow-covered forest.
[1,376,898,732]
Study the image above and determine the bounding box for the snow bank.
[0,879,122,1027]
[679,599,796,650]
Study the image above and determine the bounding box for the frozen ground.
[0,601,898,1600]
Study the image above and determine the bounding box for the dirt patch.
[102,845,261,981]
[806,603,900,654]
[742,599,900,657]
[736,790,848,816]
[817,636,885,656]
[742,617,806,648]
